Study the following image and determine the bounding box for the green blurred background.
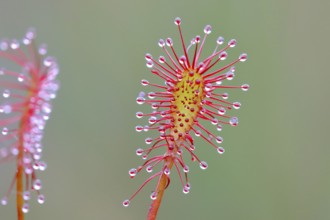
[0,0,329,219]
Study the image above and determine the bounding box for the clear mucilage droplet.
[123,199,130,207]
[146,165,153,173]
[1,197,8,206]
[199,161,208,170]
[17,74,24,82]
[129,168,137,177]
[217,147,225,154]
[204,25,212,34]
[217,36,224,45]
[22,203,29,213]
[145,137,152,144]
[150,191,157,200]
[233,102,241,110]
[136,148,143,156]
[10,39,20,50]
[23,191,30,201]
[33,179,42,190]
[2,127,8,136]
[183,165,189,173]
[229,117,238,126]
[241,84,250,91]
[216,136,223,143]
[239,53,248,62]
[183,185,190,194]
[2,89,10,98]
[38,161,47,171]
[136,97,145,105]
[37,194,45,204]
[164,167,170,175]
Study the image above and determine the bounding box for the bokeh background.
[0,0,329,219]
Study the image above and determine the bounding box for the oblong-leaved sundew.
[0,29,60,220]
[124,17,249,220]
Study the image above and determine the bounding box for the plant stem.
[147,143,177,220]
[146,173,167,220]
[16,147,24,220]
[17,109,30,220]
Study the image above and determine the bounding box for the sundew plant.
[124,17,249,219]
[0,29,60,220]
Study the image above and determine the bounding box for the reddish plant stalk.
[147,166,169,220]
[16,106,31,220]
[147,145,177,220]
[16,149,24,220]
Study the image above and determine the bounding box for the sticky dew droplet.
[145,137,152,144]
[136,97,145,105]
[148,116,157,124]
[1,197,8,206]
[241,84,249,91]
[204,25,212,34]
[164,167,170,175]
[38,44,48,55]
[174,17,181,25]
[1,104,12,114]
[37,194,45,204]
[141,79,149,86]
[10,40,20,50]
[229,117,238,126]
[38,161,47,171]
[0,41,8,51]
[199,161,208,170]
[218,107,226,115]
[216,136,223,143]
[219,51,227,61]
[233,102,241,110]
[136,148,143,156]
[211,118,218,125]
[33,179,42,190]
[194,130,201,137]
[159,56,166,63]
[239,53,247,62]
[217,147,225,154]
[129,168,137,177]
[22,203,29,213]
[23,191,30,201]
[43,57,55,67]
[136,111,144,118]
[2,89,10,98]
[135,125,143,132]
[228,39,236,47]
[17,74,24,82]
[158,39,165,48]
[183,185,190,194]
[143,126,149,132]
[183,165,189,173]
[190,145,195,151]
[150,191,157,200]
[146,165,153,173]
[123,199,130,207]
[217,36,224,45]
[2,127,8,136]
[166,38,173,47]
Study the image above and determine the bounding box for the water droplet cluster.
[124,17,248,207]
[0,29,59,209]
